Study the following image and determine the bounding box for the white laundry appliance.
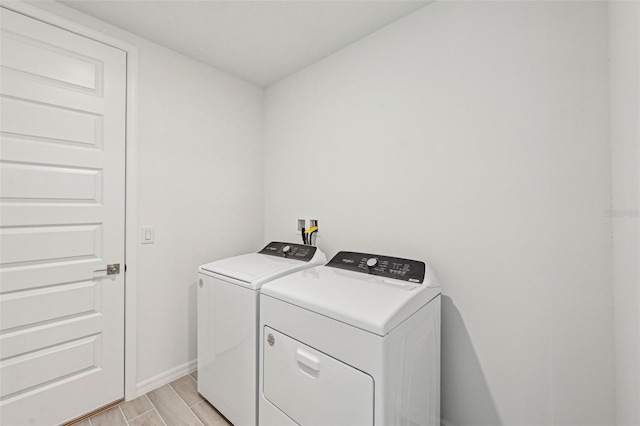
[197,242,326,426]
[258,251,441,426]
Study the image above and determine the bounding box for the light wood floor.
[77,371,232,426]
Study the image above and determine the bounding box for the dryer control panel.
[259,242,317,262]
[326,251,425,283]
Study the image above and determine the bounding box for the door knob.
[94,263,120,275]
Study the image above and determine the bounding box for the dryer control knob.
[366,258,378,268]
[282,245,291,255]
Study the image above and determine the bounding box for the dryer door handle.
[296,348,320,374]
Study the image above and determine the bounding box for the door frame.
[1,1,140,401]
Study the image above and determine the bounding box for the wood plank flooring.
[77,372,232,426]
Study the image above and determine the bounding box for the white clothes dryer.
[258,251,441,426]
[197,242,326,426]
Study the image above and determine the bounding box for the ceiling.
[60,0,431,87]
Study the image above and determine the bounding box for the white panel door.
[0,7,127,425]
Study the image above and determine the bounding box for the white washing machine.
[197,242,326,426]
[258,251,441,426]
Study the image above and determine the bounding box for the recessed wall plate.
[295,218,320,236]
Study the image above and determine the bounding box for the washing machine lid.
[260,251,441,336]
[199,242,326,289]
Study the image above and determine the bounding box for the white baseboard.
[441,420,457,426]
[135,359,197,397]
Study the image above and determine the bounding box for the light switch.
[141,226,155,244]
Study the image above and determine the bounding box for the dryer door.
[263,327,374,425]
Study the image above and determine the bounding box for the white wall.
[610,2,640,425]
[134,41,264,385]
[263,2,615,425]
[25,1,265,390]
